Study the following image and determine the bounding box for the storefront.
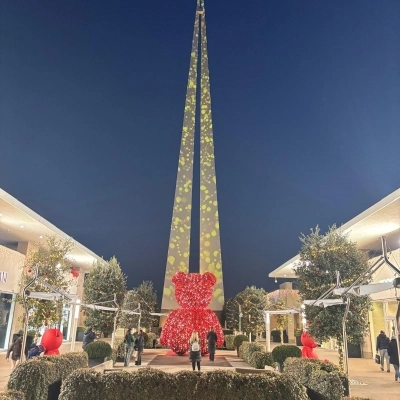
[0,244,26,350]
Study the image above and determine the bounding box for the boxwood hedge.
[7,352,88,400]
[59,367,309,400]
[284,357,348,400]
[0,390,25,400]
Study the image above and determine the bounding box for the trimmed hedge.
[84,340,112,359]
[284,358,348,400]
[0,390,25,400]
[59,367,309,400]
[224,334,235,350]
[7,352,88,400]
[233,334,248,348]
[239,341,264,364]
[250,351,274,369]
[272,345,301,370]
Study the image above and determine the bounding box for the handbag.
[375,354,380,364]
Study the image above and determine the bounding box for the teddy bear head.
[301,331,317,348]
[172,271,216,309]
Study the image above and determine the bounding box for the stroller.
[27,343,46,359]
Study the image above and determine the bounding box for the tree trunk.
[279,328,283,344]
[337,337,344,373]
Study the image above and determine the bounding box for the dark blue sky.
[1,0,399,301]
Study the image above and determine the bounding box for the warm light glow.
[161,0,224,311]
[20,225,24,228]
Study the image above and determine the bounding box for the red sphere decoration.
[41,328,63,356]
[160,272,224,355]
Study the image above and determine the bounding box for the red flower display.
[160,272,224,355]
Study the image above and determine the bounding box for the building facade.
[269,188,400,358]
[0,188,102,349]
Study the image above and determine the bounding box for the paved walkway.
[1,342,399,399]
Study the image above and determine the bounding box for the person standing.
[387,336,400,381]
[134,330,145,366]
[207,326,218,361]
[82,327,96,350]
[124,328,135,367]
[376,330,390,372]
[6,334,23,370]
[189,331,201,371]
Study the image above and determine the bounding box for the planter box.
[76,331,84,342]
[88,357,106,368]
[347,342,361,358]
[296,336,303,346]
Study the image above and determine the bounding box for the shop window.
[0,293,14,349]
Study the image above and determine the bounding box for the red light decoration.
[160,272,224,355]
[71,268,79,278]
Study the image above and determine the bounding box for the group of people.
[376,330,399,382]
[188,327,218,371]
[123,328,144,367]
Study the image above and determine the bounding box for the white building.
[0,188,102,349]
[269,188,400,358]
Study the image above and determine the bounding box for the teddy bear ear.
[172,271,186,285]
[203,272,216,286]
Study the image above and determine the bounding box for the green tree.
[83,257,126,337]
[296,226,371,371]
[19,237,75,331]
[225,286,267,335]
[266,298,288,343]
[120,281,158,330]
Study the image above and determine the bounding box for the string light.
[160,271,224,354]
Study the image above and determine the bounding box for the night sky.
[1,0,399,302]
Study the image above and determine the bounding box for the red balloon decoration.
[41,328,63,355]
[160,272,224,355]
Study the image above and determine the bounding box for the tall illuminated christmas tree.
[161,0,224,313]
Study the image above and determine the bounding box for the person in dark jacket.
[376,330,390,372]
[124,328,135,367]
[134,330,145,366]
[387,336,400,381]
[6,335,23,370]
[82,327,96,350]
[207,326,218,361]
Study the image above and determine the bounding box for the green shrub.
[145,332,157,348]
[294,329,303,337]
[223,329,233,335]
[233,334,249,348]
[59,368,309,400]
[342,397,373,400]
[7,353,88,400]
[284,358,346,400]
[76,326,85,333]
[59,369,103,400]
[272,345,302,369]
[250,351,274,369]
[225,334,235,350]
[0,390,25,400]
[239,341,264,364]
[84,340,112,359]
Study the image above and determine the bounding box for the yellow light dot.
[168,256,175,265]
[211,230,216,236]
[215,222,219,229]
[213,251,219,257]
[213,201,217,206]
[204,241,210,247]
[170,243,175,249]
[176,197,182,203]
[200,185,206,191]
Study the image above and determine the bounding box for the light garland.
[160,272,224,354]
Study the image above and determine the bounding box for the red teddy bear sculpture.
[160,271,224,355]
[301,331,319,359]
[41,328,63,355]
